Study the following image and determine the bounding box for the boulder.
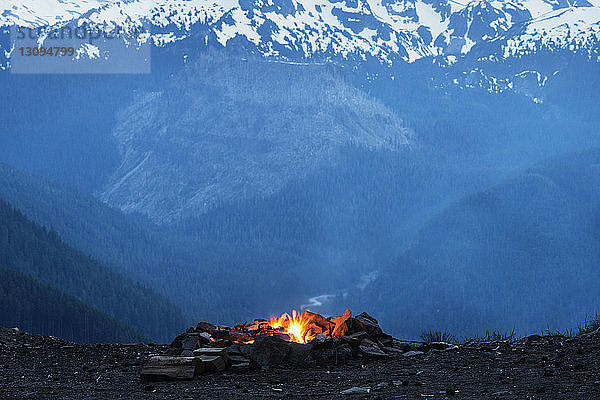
[245,335,290,370]
[197,355,226,372]
[196,322,218,332]
[313,344,353,365]
[354,312,384,338]
[286,342,314,366]
[181,334,200,350]
[140,356,204,381]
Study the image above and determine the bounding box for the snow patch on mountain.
[504,6,600,57]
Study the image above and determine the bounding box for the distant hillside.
[0,266,146,343]
[100,55,410,224]
[0,164,322,325]
[0,198,189,342]
[361,148,600,338]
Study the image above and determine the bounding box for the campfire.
[141,309,445,381]
[221,308,352,345]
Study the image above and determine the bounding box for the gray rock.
[341,332,368,346]
[181,334,200,350]
[140,356,203,381]
[354,313,384,338]
[246,336,290,370]
[382,346,404,354]
[392,342,412,352]
[227,344,243,356]
[402,350,425,357]
[360,338,379,348]
[286,342,314,366]
[164,347,181,356]
[358,345,388,359]
[310,334,328,345]
[180,350,194,357]
[341,387,370,395]
[230,362,251,373]
[312,344,354,365]
[428,341,452,350]
[193,347,227,357]
[227,354,250,364]
[199,332,212,343]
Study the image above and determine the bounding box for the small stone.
[359,345,388,359]
[341,387,370,395]
[402,351,425,357]
[181,334,200,350]
[383,346,404,354]
[444,388,458,395]
[311,334,328,344]
[228,354,250,364]
[342,332,368,346]
[199,332,212,343]
[428,342,452,350]
[193,347,227,357]
[230,362,251,373]
[361,338,379,348]
[143,385,156,392]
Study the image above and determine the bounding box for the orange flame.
[268,310,317,344]
[267,309,351,344]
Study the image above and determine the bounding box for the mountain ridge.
[1,0,600,69]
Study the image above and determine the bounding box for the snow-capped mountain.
[2,0,600,66]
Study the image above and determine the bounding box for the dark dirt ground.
[1,327,600,399]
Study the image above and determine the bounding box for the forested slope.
[0,266,146,343]
[360,148,600,338]
[0,198,189,342]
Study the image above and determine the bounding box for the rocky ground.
[1,327,600,399]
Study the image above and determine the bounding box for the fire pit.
[141,309,423,380]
